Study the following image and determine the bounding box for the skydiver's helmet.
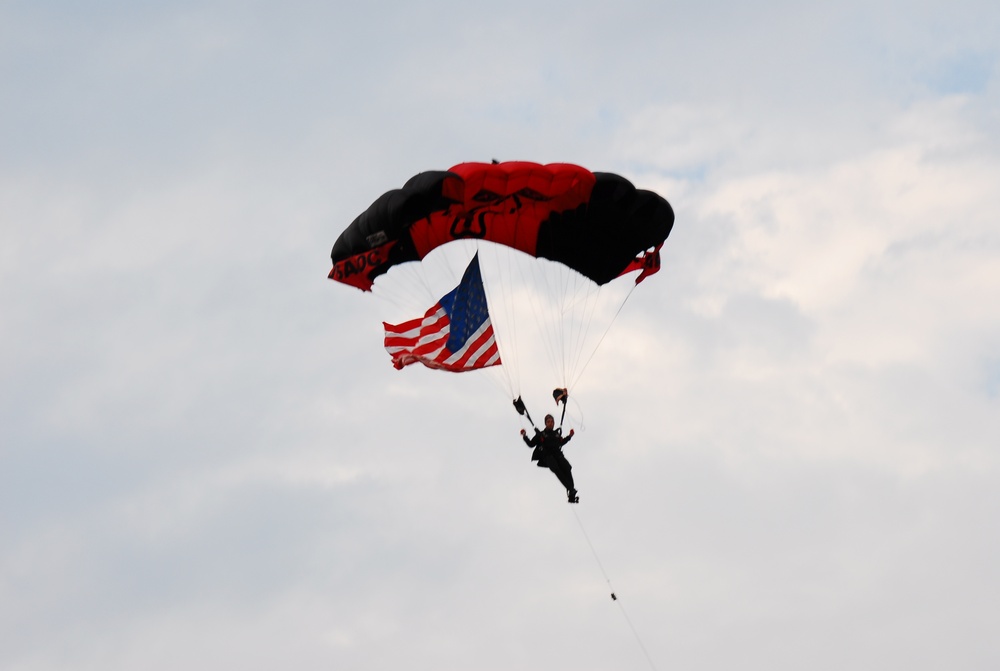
[552,388,568,405]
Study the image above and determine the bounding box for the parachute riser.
[512,395,537,430]
[552,387,569,429]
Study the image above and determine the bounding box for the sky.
[2,1,999,669]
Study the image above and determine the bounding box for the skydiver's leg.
[558,457,578,502]
[547,458,575,494]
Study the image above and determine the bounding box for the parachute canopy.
[329,162,674,291]
[329,161,675,411]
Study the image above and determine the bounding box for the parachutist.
[521,414,578,503]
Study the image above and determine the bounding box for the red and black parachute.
[329,162,674,291]
[329,161,674,416]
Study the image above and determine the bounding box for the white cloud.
[3,2,1000,670]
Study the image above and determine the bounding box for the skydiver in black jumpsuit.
[521,414,578,503]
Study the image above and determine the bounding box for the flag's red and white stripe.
[383,307,500,372]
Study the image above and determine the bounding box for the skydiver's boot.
[567,488,579,504]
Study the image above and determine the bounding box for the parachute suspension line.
[546,259,586,389]
[570,507,659,671]
[535,261,566,383]
[558,270,577,383]
[555,263,578,388]
[516,254,565,389]
[569,281,638,392]
[480,360,518,405]
[400,256,444,306]
[557,263,591,387]
[489,235,534,402]
[571,273,599,382]
[371,263,430,313]
[564,272,603,387]
[476,242,518,399]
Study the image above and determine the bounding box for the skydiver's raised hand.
[568,429,575,437]
[520,429,527,436]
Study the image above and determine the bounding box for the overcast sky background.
[2,1,999,669]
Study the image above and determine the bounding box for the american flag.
[383,254,501,372]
